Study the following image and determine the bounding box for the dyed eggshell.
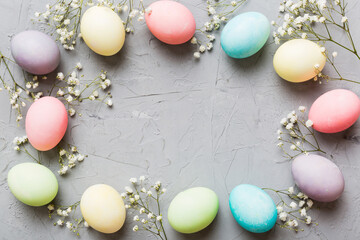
[145,0,196,45]
[11,30,60,75]
[26,97,68,151]
[273,39,326,82]
[81,6,125,56]
[229,184,277,233]
[221,12,270,58]
[7,163,58,206]
[167,187,219,233]
[292,154,345,202]
[309,89,360,133]
[80,184,126,234]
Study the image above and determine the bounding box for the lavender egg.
[11,30,60,75]
[292,154,344,202]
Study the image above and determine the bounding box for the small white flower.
[66,221,72,229]
[106,99,113,107]
[139,175,145,181]
[298,106,306,112]
[59,149,67,156]
[279,212,287,221]
[306,119,313,128]
[147,190,152,196]
[341,16,348,23]
[156,216,162,221]
[125,186,133,194]
[76,62,82,70]
[299,200,305,207]
[84,221,89,227]
[292,219,298,227]
[57,219,64,226]
[320,47,326,53]
[68,108,76,117]
[290,201,297,209]
[133,225,139,232]
[190,37,197,44]
[307,199,314,208]
[305,216,312,224]
[194,52,201,59]
[129,178,137,184]
[199,45,206,53]
[64,19,70,25]
[147,213,154,219]
[332,51,338,58]
[301,33,308,39]
[47,204,55,211]
[300,208,307,217]
[139,207,145,214]
[276,205,284,212]
[286,123,294,130]
[290,144,297,150]
[133,215,140,221]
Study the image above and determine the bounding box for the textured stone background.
[1,0,360,239]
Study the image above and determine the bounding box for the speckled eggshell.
[145,0,196,45]
[7,163,58,207]
[229,184,277,233]
[80,184,126,234]
[292,154,345,202]
[273,39,326,82]
[308,89,360,133]
[11,30,60,75]
[220,12,270,58]
[25,97,68,151]
[81,6,125,56]
[167,187,219,234]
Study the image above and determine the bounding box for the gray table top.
[1,0,360,239]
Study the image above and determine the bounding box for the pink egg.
[26,97,68,151]
[145,0,196,45]
[309,89,360,133]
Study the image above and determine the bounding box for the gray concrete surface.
[1,0,360,239]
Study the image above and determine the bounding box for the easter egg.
[11,30,60,75]
[80,184,126,234]
[26,97,68,151]
[7,163,58,206]
[308,89,360,133]
[292,154,345,202]
[81,6,125,56]
[221,12,270,58]
[167,187,219,233]
[145,0,196,45]
[229,184,277,233]
[273,39,326,82]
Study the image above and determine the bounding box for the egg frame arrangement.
[4,0,360,238]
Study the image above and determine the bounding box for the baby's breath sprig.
[33,0,148,50]
[48,201,88,236]
[263,186,317,232]
[122,176,168,240]
[58,144,87,175]
[277,106,325,161]
[13,136,41,164]
[0,52,43,122]
[273,0,360,83]
[192,0,247,58]
[51,63,113,117]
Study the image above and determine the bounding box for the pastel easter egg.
[80,184,126,234]
[221,12,270,58]
[26,97,68,151]
[7,163,58,206]
[167,187,219,233]
[292,154,345,202]
[273,39,326,82]
[308,89,360,133]
[229,184,277,233]
[11,30,60,75]
[81,6,125,56]
[145,0,196,45]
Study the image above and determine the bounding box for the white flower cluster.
[192,0,246,58]
[49,201,87,236]
[277,106,324,160]
[55,64,113,117]
[58,145,87,175]
[275,186,315,231]
[122,176,167,238]
[13,136,28,151]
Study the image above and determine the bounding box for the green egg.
[7,163,58,207]
[167,187,219,234]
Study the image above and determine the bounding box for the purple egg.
[11,30,60,75]
[292,154,344,202]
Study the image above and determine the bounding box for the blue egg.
[220,12,270,58]
[229,184,277,233]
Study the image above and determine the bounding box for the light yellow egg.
[80,6,125,56]
[80,184,126,234]
[273,39,326,83]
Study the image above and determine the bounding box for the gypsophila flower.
[133,225,139,232]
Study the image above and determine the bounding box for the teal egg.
[220,12,270,58]
[229,184,277,233]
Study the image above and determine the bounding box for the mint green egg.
[7,163,58,207]
[167,187,219,234]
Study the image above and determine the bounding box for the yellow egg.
[80,184,126,234]
[80,6,125,56]
[273,39,326,83]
